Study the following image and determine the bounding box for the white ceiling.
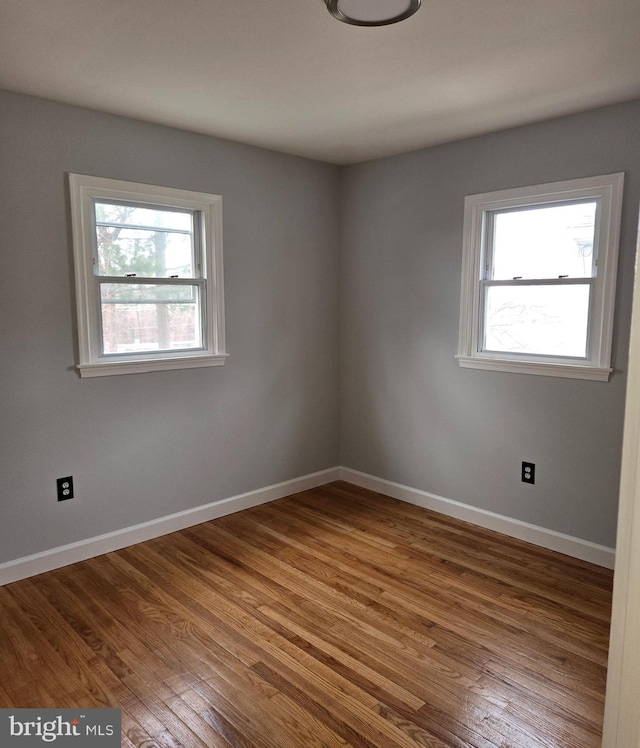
[1,0,640,164]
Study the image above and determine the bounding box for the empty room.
[1,1,640,746]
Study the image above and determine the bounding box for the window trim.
[456,173,624,381]
[69,174,227,377]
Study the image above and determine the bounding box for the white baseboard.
[0,467,341,586]
[339,467,616,569]
[0,464,615,586]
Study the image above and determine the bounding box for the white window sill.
[77,354,229,378]
[456,355,612,381]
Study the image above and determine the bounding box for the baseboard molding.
[339,467,616,569]
[0,467,341,586]
[0,464,615,586]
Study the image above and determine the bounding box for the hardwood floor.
[0,481,613,747]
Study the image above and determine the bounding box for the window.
[69,175,226,377]
[457,173,624,380]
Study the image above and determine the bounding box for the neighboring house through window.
[69,174,226,377]
[457,173,624,380]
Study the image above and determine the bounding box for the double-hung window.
[69,175,226,377]
[457,173,624,380]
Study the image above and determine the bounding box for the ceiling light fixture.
[326,0,421,26]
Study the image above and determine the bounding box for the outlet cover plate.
[521,462,535,485]
[57,476,74,501]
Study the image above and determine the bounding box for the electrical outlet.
[57,476,74,501]
[521,462,535,485]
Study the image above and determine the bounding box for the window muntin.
[457,173,624,380]
[69,175,226,377]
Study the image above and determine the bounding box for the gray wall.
[340,101,640,548]
[1,91,638,564]
[0,91,341,564]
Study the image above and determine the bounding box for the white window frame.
[69,174,227,377]
[457,173,624,381]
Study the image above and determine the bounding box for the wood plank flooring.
[0,481,613,747]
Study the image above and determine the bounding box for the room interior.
[1,1,640,746]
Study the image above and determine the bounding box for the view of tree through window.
[94,202,201,354]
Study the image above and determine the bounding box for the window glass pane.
[100,283,201,354]
[95,202,195,278]
[483,284,590,358]
[94,202,192,231]
[491,201,597,280]
[96,227,194,278]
